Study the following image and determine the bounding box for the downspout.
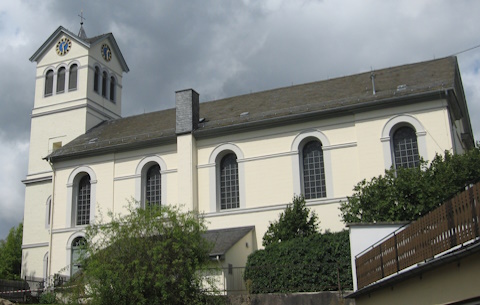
[47,157,56,287]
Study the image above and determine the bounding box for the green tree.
[245,231,352,293]
[245,196,351,293]
[340,148,480,223]
[67,204,216,305]
[0,223,23,280]
[262,195,319,247]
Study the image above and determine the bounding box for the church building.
[22,24,475,284]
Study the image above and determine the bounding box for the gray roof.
[47,56,473,161]
[203,226,255,258]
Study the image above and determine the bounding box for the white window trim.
[135,155,168,208]
[67,61,80,92]
[44,67,56,97]
[381,114,427,169]
[66,166,97,228]
[43,252,49,284]
[45,196,52,229]
[208,143,246,212]
[291,129,333,199]
[65,232,86,277]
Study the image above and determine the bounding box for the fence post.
[469,186,479,238]
[445,199,457,248]
[394,232,400,272]
[379,244,384,278]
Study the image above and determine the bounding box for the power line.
[450,42,480,56]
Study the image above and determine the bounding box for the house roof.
[47,56,473,162]
[203,226,255,258]
[30,26,129,73]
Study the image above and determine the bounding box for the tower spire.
[78,10,87,39]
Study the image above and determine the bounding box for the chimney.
[175,89,199,134]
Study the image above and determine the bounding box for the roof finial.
[77,10,87,39]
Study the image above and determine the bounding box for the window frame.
[135,156,167,208]
[291,130,333,200]
[56,66,66,93]
[68,63,78,91]
[391,125,420,169]
[300,139,327,199]
[144,163,162,208]
[94,66,100,93]
[45,196,52,229]
[44,69,54,96]
[66,166,97,228]
[218,152,240,210]
[381,115,427,170]
[75,174,91,226]
[208,143,246,212]
[109,76,116,102]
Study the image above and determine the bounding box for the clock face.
[101,44,112,62]
[56,38,71,56]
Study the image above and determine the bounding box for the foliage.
[262,195,319,247]
[67,204,215,305]
[0,223,23,280]
[244,230,352,293]
[39,291,57,304]
[340,148,480,223]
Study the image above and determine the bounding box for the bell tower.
[22,23,128,278]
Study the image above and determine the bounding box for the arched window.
[301,140,326,199]
[109,76,116,102]
[75,175,91,226]
[219,153,239,210]
[392,126,419,169]
[56,67,66,93]
[71,237,86,277]
[145,164,161,208]
[45,197,52,229]
[68,64,78,91]
[102,71,107,97]
[94,66,100,93]
[45,69,54,96]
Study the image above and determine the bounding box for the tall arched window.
[219,153,239,210]
[145,164,161,208]
[76,175,91,226]
[71,237,86,277]
[109,76,116,102]
[45,197,52,229]
[45,69,54,96]
[68,64,78,91]
[302,140,326,199]
[94,67,100,93]
[56,67,66,93]
[102,71,107,97]
[392,126,419,169]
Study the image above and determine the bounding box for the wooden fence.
[355,182,480,289]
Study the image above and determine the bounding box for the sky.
[1,0,480,240]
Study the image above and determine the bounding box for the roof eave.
[195,89,450,139]
[30,26,91,62]
[46,135,176,163]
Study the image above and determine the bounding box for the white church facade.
[22,25,475,283]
